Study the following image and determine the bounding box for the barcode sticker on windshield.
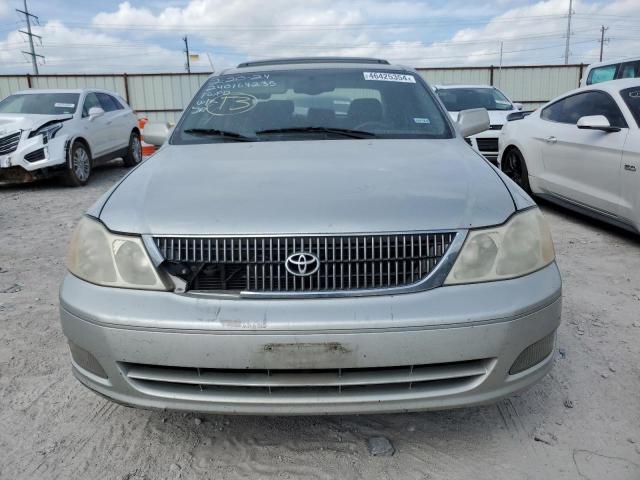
[54,103,75,108]
[363,72,416,83]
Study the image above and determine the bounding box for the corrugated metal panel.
[417,68,492,86]
[494,66,581,103]
[127,74,209,113]
[0,76,30,99]
[30,75,126,96]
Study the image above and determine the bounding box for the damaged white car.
[0,89,141,186]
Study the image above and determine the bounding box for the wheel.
[64,142,92,187]
[501,147,531,194]
[123,131,142,167]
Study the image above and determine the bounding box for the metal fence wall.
[0,65,586,120]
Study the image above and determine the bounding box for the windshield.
[436,87,513,111]
[621,86,640,127]
[0,93,79,115]
[173,68,452,143]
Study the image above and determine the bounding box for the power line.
[16,0,43,75]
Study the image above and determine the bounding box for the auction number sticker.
[363,72,416,83]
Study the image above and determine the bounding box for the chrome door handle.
[545,136,557,144]
[624,164,637,172]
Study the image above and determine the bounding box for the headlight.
[445,208,555,285]
[67,216,169,290]
[29,122,63,143]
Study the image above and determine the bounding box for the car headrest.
[347,98,383,125]
[306,108,335,126]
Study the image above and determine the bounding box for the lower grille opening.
[509,331,556,375]
[476,138,498,152]
[24,148,46,162]
[121,359,491,401]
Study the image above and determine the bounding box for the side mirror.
[577,115,621,133]
[457,108,490,137]
[513,103,523,111]
[88,107,104,120]
[143,121,172,146]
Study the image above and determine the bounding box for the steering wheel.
[354,120,390,131]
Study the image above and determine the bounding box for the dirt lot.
[1,162,639,480]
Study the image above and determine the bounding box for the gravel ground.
[1,162,639,480]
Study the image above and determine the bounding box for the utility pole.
[183,36,191,74]
[599,25,609,62]
[564,0,573,64]
[16,0,44,75]
[498,41,503,88]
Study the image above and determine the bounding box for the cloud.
[0,0,10,18]
[1,0,639,73]
[0,20,208,73]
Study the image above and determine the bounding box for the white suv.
[0,88,141,186]
[434,85,522,165]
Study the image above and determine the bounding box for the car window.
[619,61,640,80]
[172,68,453,144]
[96,93,119,112]
[111,95,125,110]
[620,87,640,127]
[436,87,513,111]
[0,93,79,115]
[82,93,102,117]
[541,91,627,128]
[587,65,618,85]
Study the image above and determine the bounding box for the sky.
[0,0,639,74]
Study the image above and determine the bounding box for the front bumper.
[59,263,562,414]
[0,131,67,184]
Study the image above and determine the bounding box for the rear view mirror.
[143,121,172,146]
[457,108,490,137]
[88,107,104,120]
[577,115,621,133]
[513,103,523,111]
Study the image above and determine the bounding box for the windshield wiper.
[255,127,376,139]
[183,128,257,142]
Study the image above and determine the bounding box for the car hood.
[99,139,516,235]
[447,109,517,126]
[0,113,72,134]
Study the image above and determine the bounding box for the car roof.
[545,78,640,107]
[217,57,413,76]
[585,56,640,70]
[433,84,496,90]
[12,88,119,95]
[580,77,640,93]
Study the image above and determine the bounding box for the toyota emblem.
[285,252,320,277]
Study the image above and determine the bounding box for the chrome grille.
[153,233,457,293]
[122,359,490,401]
[0,132,21,156]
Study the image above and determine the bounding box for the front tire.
[501,147,531,194]
[123,131,142,167]
[64,142,92,187]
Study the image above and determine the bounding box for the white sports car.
[0,88,141,186]
[498,78,640,234]
[434,84,522,165]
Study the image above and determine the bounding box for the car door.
[80,92,110,157]
[618,86,640,227]
[537,91,628,215]
[95,92,124,153]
